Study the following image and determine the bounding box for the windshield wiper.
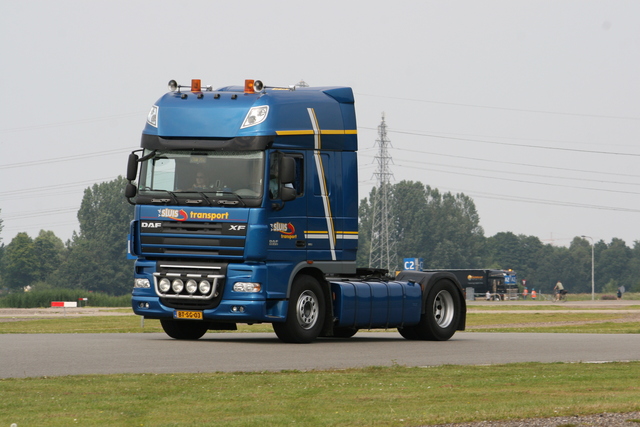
[150,190,179,205]
[196,192,213,206]
[213,190,246,207]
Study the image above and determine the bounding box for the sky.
[1,0,639,249]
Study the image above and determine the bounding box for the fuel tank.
[330,280,422,329]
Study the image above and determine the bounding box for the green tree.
[358,181,485,270]
[628,241,640,292]
[596,238,631,293]
[1,232,37,291]
[33,230,66,284]
[53,176,134,295]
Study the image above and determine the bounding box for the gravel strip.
[429,412,640,426]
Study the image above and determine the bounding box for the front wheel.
[160,319,208,340]
[398,280,462,341]
[273,275,325,343]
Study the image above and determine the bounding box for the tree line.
[0,177,134,296]
[360,181,640,295]
[1,178,638,296]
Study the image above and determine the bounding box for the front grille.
[139,220,246,258]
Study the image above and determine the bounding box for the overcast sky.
[1,1,639,249]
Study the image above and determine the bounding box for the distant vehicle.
[424,269,517,300]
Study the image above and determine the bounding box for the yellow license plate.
[174,310,203,320]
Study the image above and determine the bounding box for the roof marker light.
[244,79,255,94]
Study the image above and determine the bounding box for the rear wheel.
[160,319,208,340]
[398,280,462,341]
[397,326,420,340]
[273,275,325,343]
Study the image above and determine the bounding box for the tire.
[397,326,420,340]
[332,327,358,338]
[399,280,462,341]
[160,319,208,340]
[273,275,325,343]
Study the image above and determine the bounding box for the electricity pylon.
[368,113,398,273]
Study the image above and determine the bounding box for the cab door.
[265,151,307,262]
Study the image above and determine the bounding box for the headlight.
[240,106,269,129]
[158,278,171,293]
[233,282,262,293]
[172,279,184,293]
[185,279,198,294]
[134,278,151,288]
[199,280,212,294]
[147,105,158,127]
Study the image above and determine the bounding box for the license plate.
[173,310,203,320]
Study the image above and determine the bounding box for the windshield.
[138,150,265,202]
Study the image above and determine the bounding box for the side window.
[290,154,304,196]
[269,152,281,199]
[269,152,304,199]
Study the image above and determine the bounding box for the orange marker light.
[191,79,201,92]
[244,79,255,94]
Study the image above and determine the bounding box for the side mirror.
[125,183,137,198]
[126,153,139,182]
[280,186,296,202]
[279,156,295,184]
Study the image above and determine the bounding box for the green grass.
[0,315,276,334]
[465,312,640,334]
[0,289,130,308]
[1,306,637,334]
[468,304,640,310]
[1,362,639,426]
[1,306,639,425]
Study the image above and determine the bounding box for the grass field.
[1,303,639,426]
[1,362,639,426]
[1,303,638,335]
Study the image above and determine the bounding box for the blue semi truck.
[125,79,466,343]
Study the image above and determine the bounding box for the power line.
[2,207,80,220]
[0,148,133,169]
[0,177,116,197]
[453,188,640,214]
[389,129,640,157]
[398,162,640,196]
[0,112,144,135]
[356,93,640,121]
[393,156,640,188]
[391,147,640,179]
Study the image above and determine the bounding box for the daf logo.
[141,222,162,228]
[229,225,246,231]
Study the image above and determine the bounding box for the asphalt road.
[2,331,639,378]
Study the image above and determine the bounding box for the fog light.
[172,279,184,293]
[138,302,150,309]
[233,282,261,293]
[199,280,211,294]
[158,278,171,293]
[185,279,198,294]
